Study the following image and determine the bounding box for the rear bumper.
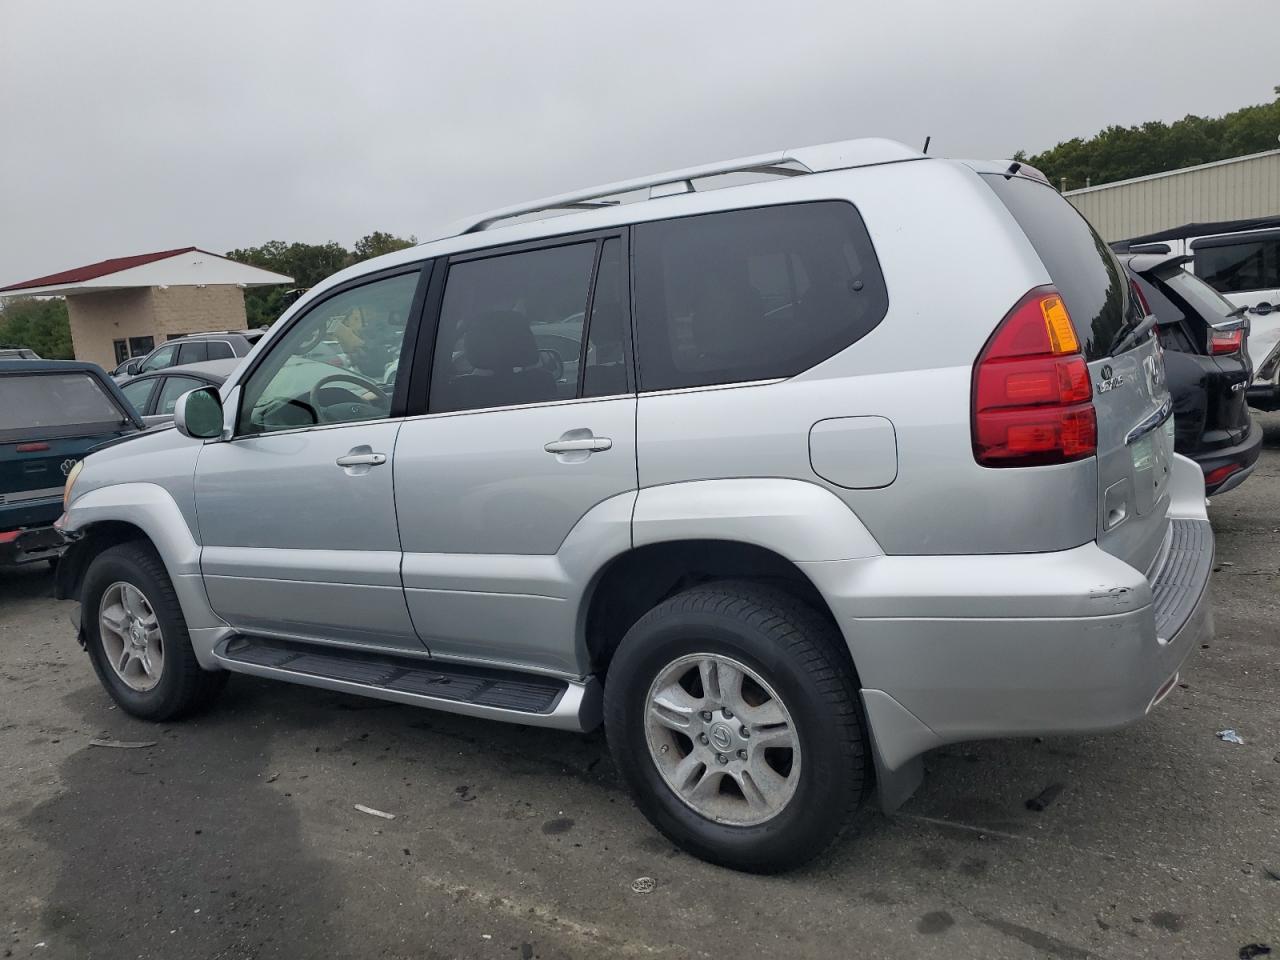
[1195,417,1263,495]
[803,455,1214,780]
[0,523,67,565]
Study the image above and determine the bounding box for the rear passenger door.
[394,232,637,675]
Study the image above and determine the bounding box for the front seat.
[441,311,557,412]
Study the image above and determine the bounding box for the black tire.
[82,540,227,721]
[604,581,867,873]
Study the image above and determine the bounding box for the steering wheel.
[308,372,391,423]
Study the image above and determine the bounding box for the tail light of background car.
[1208,326,1244,356]
[972,285,1097,467]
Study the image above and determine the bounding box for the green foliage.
[0,297,73,359]
[1023,89,1280,190]
[227,232,417,326]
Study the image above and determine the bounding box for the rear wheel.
[604,581,867,872]
[82,541,227,720]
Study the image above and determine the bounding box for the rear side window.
[1193,234,1280,293]
[177,341,208,364]
[206,340,235,360]
[983,175,1131,360]
[429,242,598,413]
[0,373,126,440]
[632,201,888,391]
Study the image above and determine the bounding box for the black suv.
[1120,253,1262,494]
[113,329,266,381]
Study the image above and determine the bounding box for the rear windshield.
[1158,269,1241,324]
[0,372,127,440]
[982,174,1132,360]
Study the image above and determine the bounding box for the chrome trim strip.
[0,485,63,505]
[1125,396,1174,445]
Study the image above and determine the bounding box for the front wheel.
[82,540,227,720]
[604,582,868,873]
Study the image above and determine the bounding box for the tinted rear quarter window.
[206,340,235,360]
[177,341,209,364]
[632,201,888,391]
[1193,233,1280,293]
[982,174,1132,359]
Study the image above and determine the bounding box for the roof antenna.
[921,136,931,154]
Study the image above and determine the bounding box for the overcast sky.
[2,0,1277,286]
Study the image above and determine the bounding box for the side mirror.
[173,386,225,439]
[123,359,141,376]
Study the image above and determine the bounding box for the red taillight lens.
[973,286,1097,467]
[1203,463,1242,487]
[1209,327,1244,356]
[14,442,50,453]
[0,530,19,544]
[1129,279,1152,317]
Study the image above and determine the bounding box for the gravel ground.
[1,414,1277,959]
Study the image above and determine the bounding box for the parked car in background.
[117,359,240,428]
[0,346,41,360]
[55,139,1214,872]
[113,329,266,380]
[1113,217,1280,409]
[1120,252,1262,495]
[0,360,142,565]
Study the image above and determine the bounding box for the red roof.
[0,246,201,293]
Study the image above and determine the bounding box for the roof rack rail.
[443,137,921,237]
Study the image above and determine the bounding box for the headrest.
[463,311,538,372]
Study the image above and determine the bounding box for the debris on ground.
[1217,729,1245,745]
[631,876,656,894]
[353,804,396,820]
[88,739,157,749]
[1264,866,1280,882]
[265,773,279,783]
[1239,945,1271,959]
[1025,782,1065,812]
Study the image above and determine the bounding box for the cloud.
[1,0,1275,284]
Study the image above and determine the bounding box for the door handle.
[544,437,612,454]
[336,452,387,467]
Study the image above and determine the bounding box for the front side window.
[140,343,177,373]
[1194,235,1280,293]
[429,242,597,413]
[633,201,888,391]
[120,377,157,413]
[156,376,205,416]
[238,270,420,434]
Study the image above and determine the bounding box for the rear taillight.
[1203,463,1242,488]
[973,286,1097,467]
[1129,279,1152,317]
[15,442,49,453]
[1208,327,1244,356]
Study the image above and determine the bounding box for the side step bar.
[214,635,602,732]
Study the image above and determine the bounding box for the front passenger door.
[195,266,427,648]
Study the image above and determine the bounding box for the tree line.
[0,232,416,360]
[1018,86,1280,191]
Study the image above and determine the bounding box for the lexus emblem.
[60,458,78,476]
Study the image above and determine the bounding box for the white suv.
[55,138,1213,872]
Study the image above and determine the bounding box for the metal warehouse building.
[1063,148,1280,242]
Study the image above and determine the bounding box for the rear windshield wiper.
[1110,314,1158,356]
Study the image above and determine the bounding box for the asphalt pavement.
[2,415,1278,959]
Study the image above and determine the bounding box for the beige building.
[1064,148,1280,242]
[0,247,292,368]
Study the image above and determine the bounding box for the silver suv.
[55,138,1213,872]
